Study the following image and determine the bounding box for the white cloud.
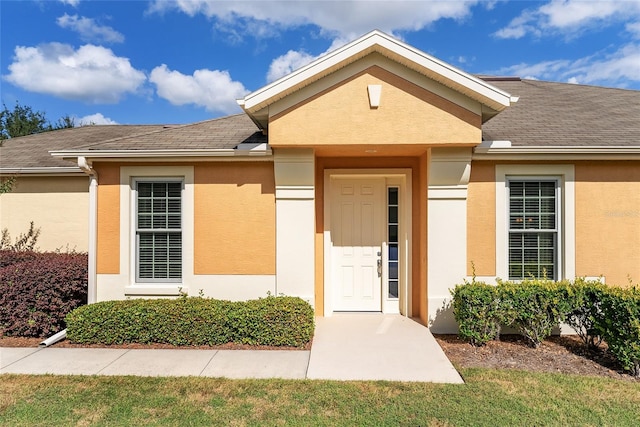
[148,1,484,84]
[493,43,640,87]
[57,14,124,44]
[266,36,352,82]
[59,0,80,6]
[77,113,118,125]
[266,49,317,82]
[149,64,249,114]
[4,43,146,103]
[148,1,486,84]
[539,0,625,28]
[567,44,640,86]
[495,0,640,39]
[149,0,479,41]
[627,21,640,38]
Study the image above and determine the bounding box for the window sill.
[125,285,186,297]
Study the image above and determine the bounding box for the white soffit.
[239,30,513,117]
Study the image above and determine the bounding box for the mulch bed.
[434,334,637,381]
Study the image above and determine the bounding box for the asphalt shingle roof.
[0,114,265,170]
[0,124,164,169]
[483,78,640,147]
[1,80,638,171]
[74,114,265,151]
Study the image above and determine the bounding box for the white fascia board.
[473,145,640,160]
[374,37,513,108]
[0,166,83,175]
[474,141,513,152]
[241,30,512,112]
[49,147,273,160]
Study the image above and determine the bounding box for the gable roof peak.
[239,30,515,129]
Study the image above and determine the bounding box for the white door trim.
[323,169,412,317]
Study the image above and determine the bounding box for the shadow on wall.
[429,302,458,334]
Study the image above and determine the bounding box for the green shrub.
[66,295,314,348]
[497,279,572,348]
[450,281,502,346]
[563,278,606,349]
[596,286,640,377]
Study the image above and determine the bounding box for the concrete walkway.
[308,314,463,382]
[0,314,463,383]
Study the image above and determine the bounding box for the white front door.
[331,178,385,311]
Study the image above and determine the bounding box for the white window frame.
[506,178,559,280]
[495,165,575,281]
[134,178,184,283]
[120,166,194,296]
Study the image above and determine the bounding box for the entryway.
[323,171,411,316]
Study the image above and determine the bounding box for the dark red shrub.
[0,249,39,268]
[0,252,88,337]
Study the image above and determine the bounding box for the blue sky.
[2,0,639,125]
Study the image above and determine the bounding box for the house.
[0,124,165,251]
[1,30,638,332]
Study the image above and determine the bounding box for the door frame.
[323,169,412,317]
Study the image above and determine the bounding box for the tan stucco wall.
[194,162,276,275]
[466,160,640,286]
[94,162,276,276]
[467,161,497,276]
[0,175,89,252]
[270,66,481,148]
[95,163,121,274]
[575,161,640,286]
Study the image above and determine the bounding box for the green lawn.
[1,369,639,426]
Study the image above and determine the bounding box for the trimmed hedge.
[597,286,640,377]
[497,279,572,348]
[451,278,572,348]
[450,281,501,346]
[564,278,606,349]
[450,277,640,377]
[0,251,88,337]
[66,296,315,348]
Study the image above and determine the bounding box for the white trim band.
[0,167,83,175]
[474,145,640,160]
[49,147,272,159]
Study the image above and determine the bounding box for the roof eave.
[49,147,273,161]
[473,143,640,160]
[0,166,84,175]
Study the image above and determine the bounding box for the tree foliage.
[0,101,74,142]
[0,177,15,195]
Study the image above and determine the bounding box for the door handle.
[377,258,382,277]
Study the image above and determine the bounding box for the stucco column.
[273,148,316,306]
[427,147,472,333]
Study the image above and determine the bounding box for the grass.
[1,369,639,426]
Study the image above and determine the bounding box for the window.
[136,181,182,282]
[508,180,557,280]
[387,187,399,298]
